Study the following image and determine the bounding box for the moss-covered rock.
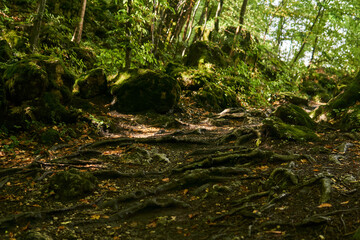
[185,41,228,68]
[73,68,107,98]
[313,73,360,121]
[262,116,319,142]
[4,60,48,104]
[33,91,78,124]
[0,40,12,62]
[273,103,316,130]
[3,56,76,105]
[48,169,97,200]
[179,69,213,91]
[40,128,60,144]
[339,105,360,131]
[111,69,180,113]
[301,68,339,102]
[194,82,239,111]
[0,74,7,122]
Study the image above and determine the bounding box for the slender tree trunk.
[276,16,284,51]
[30,0,47,52]
[72,0,87,44]
[125,0,132,70]
[229,0,249,57]
[212,0,224,38]
[194,0,210,42]
[308,36,319,68]
[185,0,201,42]
[151,0,158,50]
[182,0,195,42]
[291,4,324,65]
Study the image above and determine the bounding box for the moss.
[111,69,181,113]
[339,105,360,131]
[0,40,12,62]
[179,69,214,91]
[194,82,239,111]
[263,116,319,142]
[34,91,78,124]
[273,103,316,130]
[48,169,97,200]
[40,128,60,144]
[4,60,48,104]
[185,41,228,68]
[73,68,107,98]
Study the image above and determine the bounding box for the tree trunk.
[291,4,324,65]
[229,0,249,57]
[194,0,210,42]
[72,0,87,44]
[212,0,224,39]
[30,0,47,52]
[125,0,132,70]
[185,0,201,42]
[239,0,248,27]
[182,0,195,42]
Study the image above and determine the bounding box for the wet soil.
[1,97,360,240]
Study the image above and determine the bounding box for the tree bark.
[229,0,249,57]
[125,0,132,70]
[185,0,201,42]
[72,0,87,44]
[291,3,324,65]
[212,0,224,38]
[182,0,195,42]
[30,0,47,52]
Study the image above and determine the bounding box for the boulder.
[3,56,75,105]
[273,103,316,130]
[262,116,318,142]
[48,168,97,200]
[0,76,6,122]
[339,105,360,131]
[73,68,107,98]
[111,69,180,113]
[0,40,12,62]
[185,41,228,68]
[194,82,239,111]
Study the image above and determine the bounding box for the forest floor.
[1,96,360,240]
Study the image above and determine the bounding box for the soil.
[1,96,360,240]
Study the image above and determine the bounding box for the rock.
[273,103,316,130]
[111,69,180,113]
[48,168,97,200]
[262,116,319,142]
[22,230,52,240]
[4,60,48,104]
[185,41,228,68]
[194,82,239,111]
[278,92,309,106]
[339,105,360,131]
[0,40,12,62]
[73,68,107,98]
[0,76,6,122]
[33,91,78,124]
[3,56,75,105]
[40,128,60,145]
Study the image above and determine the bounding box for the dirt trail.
[1,104,360,240]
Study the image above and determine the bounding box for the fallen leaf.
[340,201,349,205]
[318,203,332,208]
[146,221,157,228]
[90,214,101,220]
[162,178,170,182]
[183,189,189,195]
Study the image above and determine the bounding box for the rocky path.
[1,107,360,240]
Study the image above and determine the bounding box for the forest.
[1,0,360,239]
